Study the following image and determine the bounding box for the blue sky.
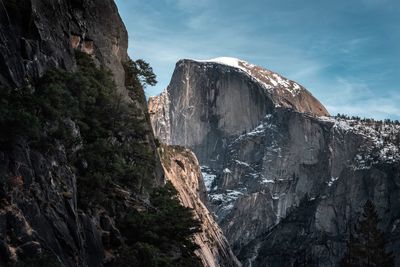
[115,0,400,120]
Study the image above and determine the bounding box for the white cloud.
[116,0,400,120]
[313,77,400,119]
[327,97,400,120]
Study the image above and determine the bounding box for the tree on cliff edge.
[340,200,394,267]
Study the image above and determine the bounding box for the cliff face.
[149,58,328,167]
[149,58,400,266]
[222,113,400,266]
[159,145,240,267]
[0,1,164,266]
[0,0,127,91]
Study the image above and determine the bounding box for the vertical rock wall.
[159,145,241,267]
[149,58,400,266]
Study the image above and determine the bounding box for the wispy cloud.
[327,96,400,120]
[115,0,400,120]
[312,77,400,119]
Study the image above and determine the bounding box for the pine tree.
[340,200,394,267]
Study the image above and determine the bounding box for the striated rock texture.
[159,145,241,267]
[0,0,127,91]
[0,1,163,266]
[149,58,328,166]
[149,57,400,266]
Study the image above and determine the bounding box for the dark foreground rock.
[0,1,162,266]
[0,0,127,91]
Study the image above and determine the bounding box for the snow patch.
[272,73,291,88]
[223,168,232,174]
[191,57,304,97]
[235,160,250,167]
[261,178,275,184]
[194,57,242,69]
[233,117,276,143]
[327,176,339,187]
[318,116,400,167]
[200,166,217,192]
[209,189,244,212]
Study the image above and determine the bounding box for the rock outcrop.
[149,57,400,266]
[159,145,240,267]
[149,58,328,166]
[0,0,127,91]
[0,2,242,267]
[0,1,163,266]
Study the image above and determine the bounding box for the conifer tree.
[340,200,394,267]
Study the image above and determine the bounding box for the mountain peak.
[150,58,400,267]
[178,58,329,117]
[192,57,244,68]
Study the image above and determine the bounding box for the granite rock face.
[0,1,163,266]
[0,137,118,267]
[149,58,400,266]
[159,145,241,267]
[0,0,128,91]
[1,2,238,266]
[149,58,328,167]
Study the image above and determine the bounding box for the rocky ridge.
[0,1,239,266]
[148,57,329,164]
[194,57,329,116]
[149,58,400,266]
[159,145,241,267]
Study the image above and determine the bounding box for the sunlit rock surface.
[160,145,241,267]
[149,58,400,266]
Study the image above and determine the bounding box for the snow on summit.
[191,57,305,97]
[195,57,243,68]
[179,57,330,117]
